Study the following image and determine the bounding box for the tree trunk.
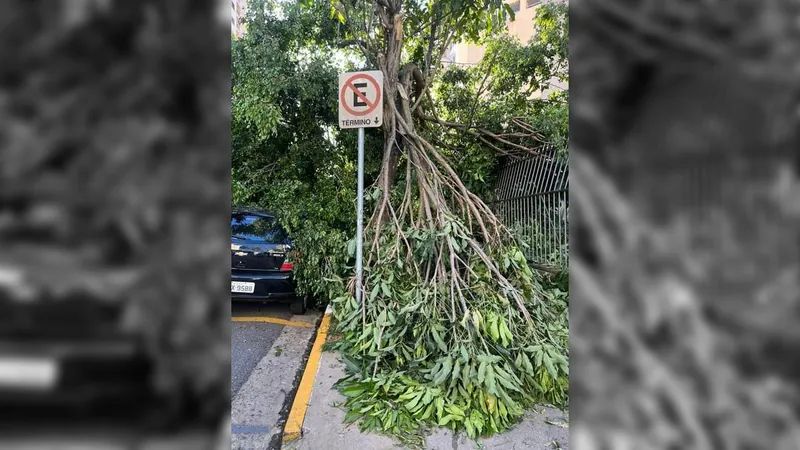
[377,2,407,193]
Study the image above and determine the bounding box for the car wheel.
[290,296,306,315]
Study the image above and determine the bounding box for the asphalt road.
[231,301,296,397]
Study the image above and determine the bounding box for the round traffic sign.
[340,73,382,117]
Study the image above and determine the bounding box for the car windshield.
[231,214,288,243]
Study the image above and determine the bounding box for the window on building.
[527,0,541,8]
[509,0,521,12]
[444,43,456,62]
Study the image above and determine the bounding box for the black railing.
[489,144,569,268]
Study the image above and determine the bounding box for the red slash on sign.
[340,73,382,117]
[338,70,383,129]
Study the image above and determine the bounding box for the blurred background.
[0,0,230,448]
[570,0,800,448]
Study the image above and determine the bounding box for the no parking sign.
[338,70,383,129]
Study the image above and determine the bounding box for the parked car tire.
[290,296,306,315]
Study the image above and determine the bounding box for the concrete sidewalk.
[231,312,320,449]
[282,349,569,450]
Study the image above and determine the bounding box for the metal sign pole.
[355,127,365,307]
[338,70,381,307]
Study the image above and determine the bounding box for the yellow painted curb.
[282,308,332,443]
[232,317,314,328]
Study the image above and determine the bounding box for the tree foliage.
[432,1,569,196]
[232,2,385,301]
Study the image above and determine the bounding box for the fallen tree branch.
[420,113,543,156]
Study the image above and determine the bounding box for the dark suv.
[231,210,306,314]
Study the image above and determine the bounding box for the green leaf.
[438,414,454,426]
[435,397,445,419]
[342,356,361,373]
[450,359,461,389]
[434,356,453,386]
[359,404,375,413]
[485,365,498,394]
[450,236,461,252]
[341,386,365,397]
[522,353,534,373]
[398,388,418,401]
[551,351,569,366]
[382,410,394,430]
[461,362,471,385]
[524,345,541,353]
[471,310,481,329]
[489,318,500,342]
[499,322,510,347]
[498,400,508,418]
[503,3,516,21]
[431,329,447,352]
[381,282,391,297]
[421,388,434,406]
[446,405,465,418]
[420,403,435,420]
[406,391,424,411]
[478,355,503,364]
[543,353,558,380]
[370,283,380,301]
[343,409,361,423]
[474,413,484,434]
[485,393,497,413]
[494,367,521,392]
[465,417,476,437]
[399,301,422,314]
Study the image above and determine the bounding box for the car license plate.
[0,357,59,390]
[231,281,255,294]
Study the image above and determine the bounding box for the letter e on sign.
[338,70,383,129]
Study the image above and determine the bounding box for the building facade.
[231,0,247,39]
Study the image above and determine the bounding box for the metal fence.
[489,145,569,268]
